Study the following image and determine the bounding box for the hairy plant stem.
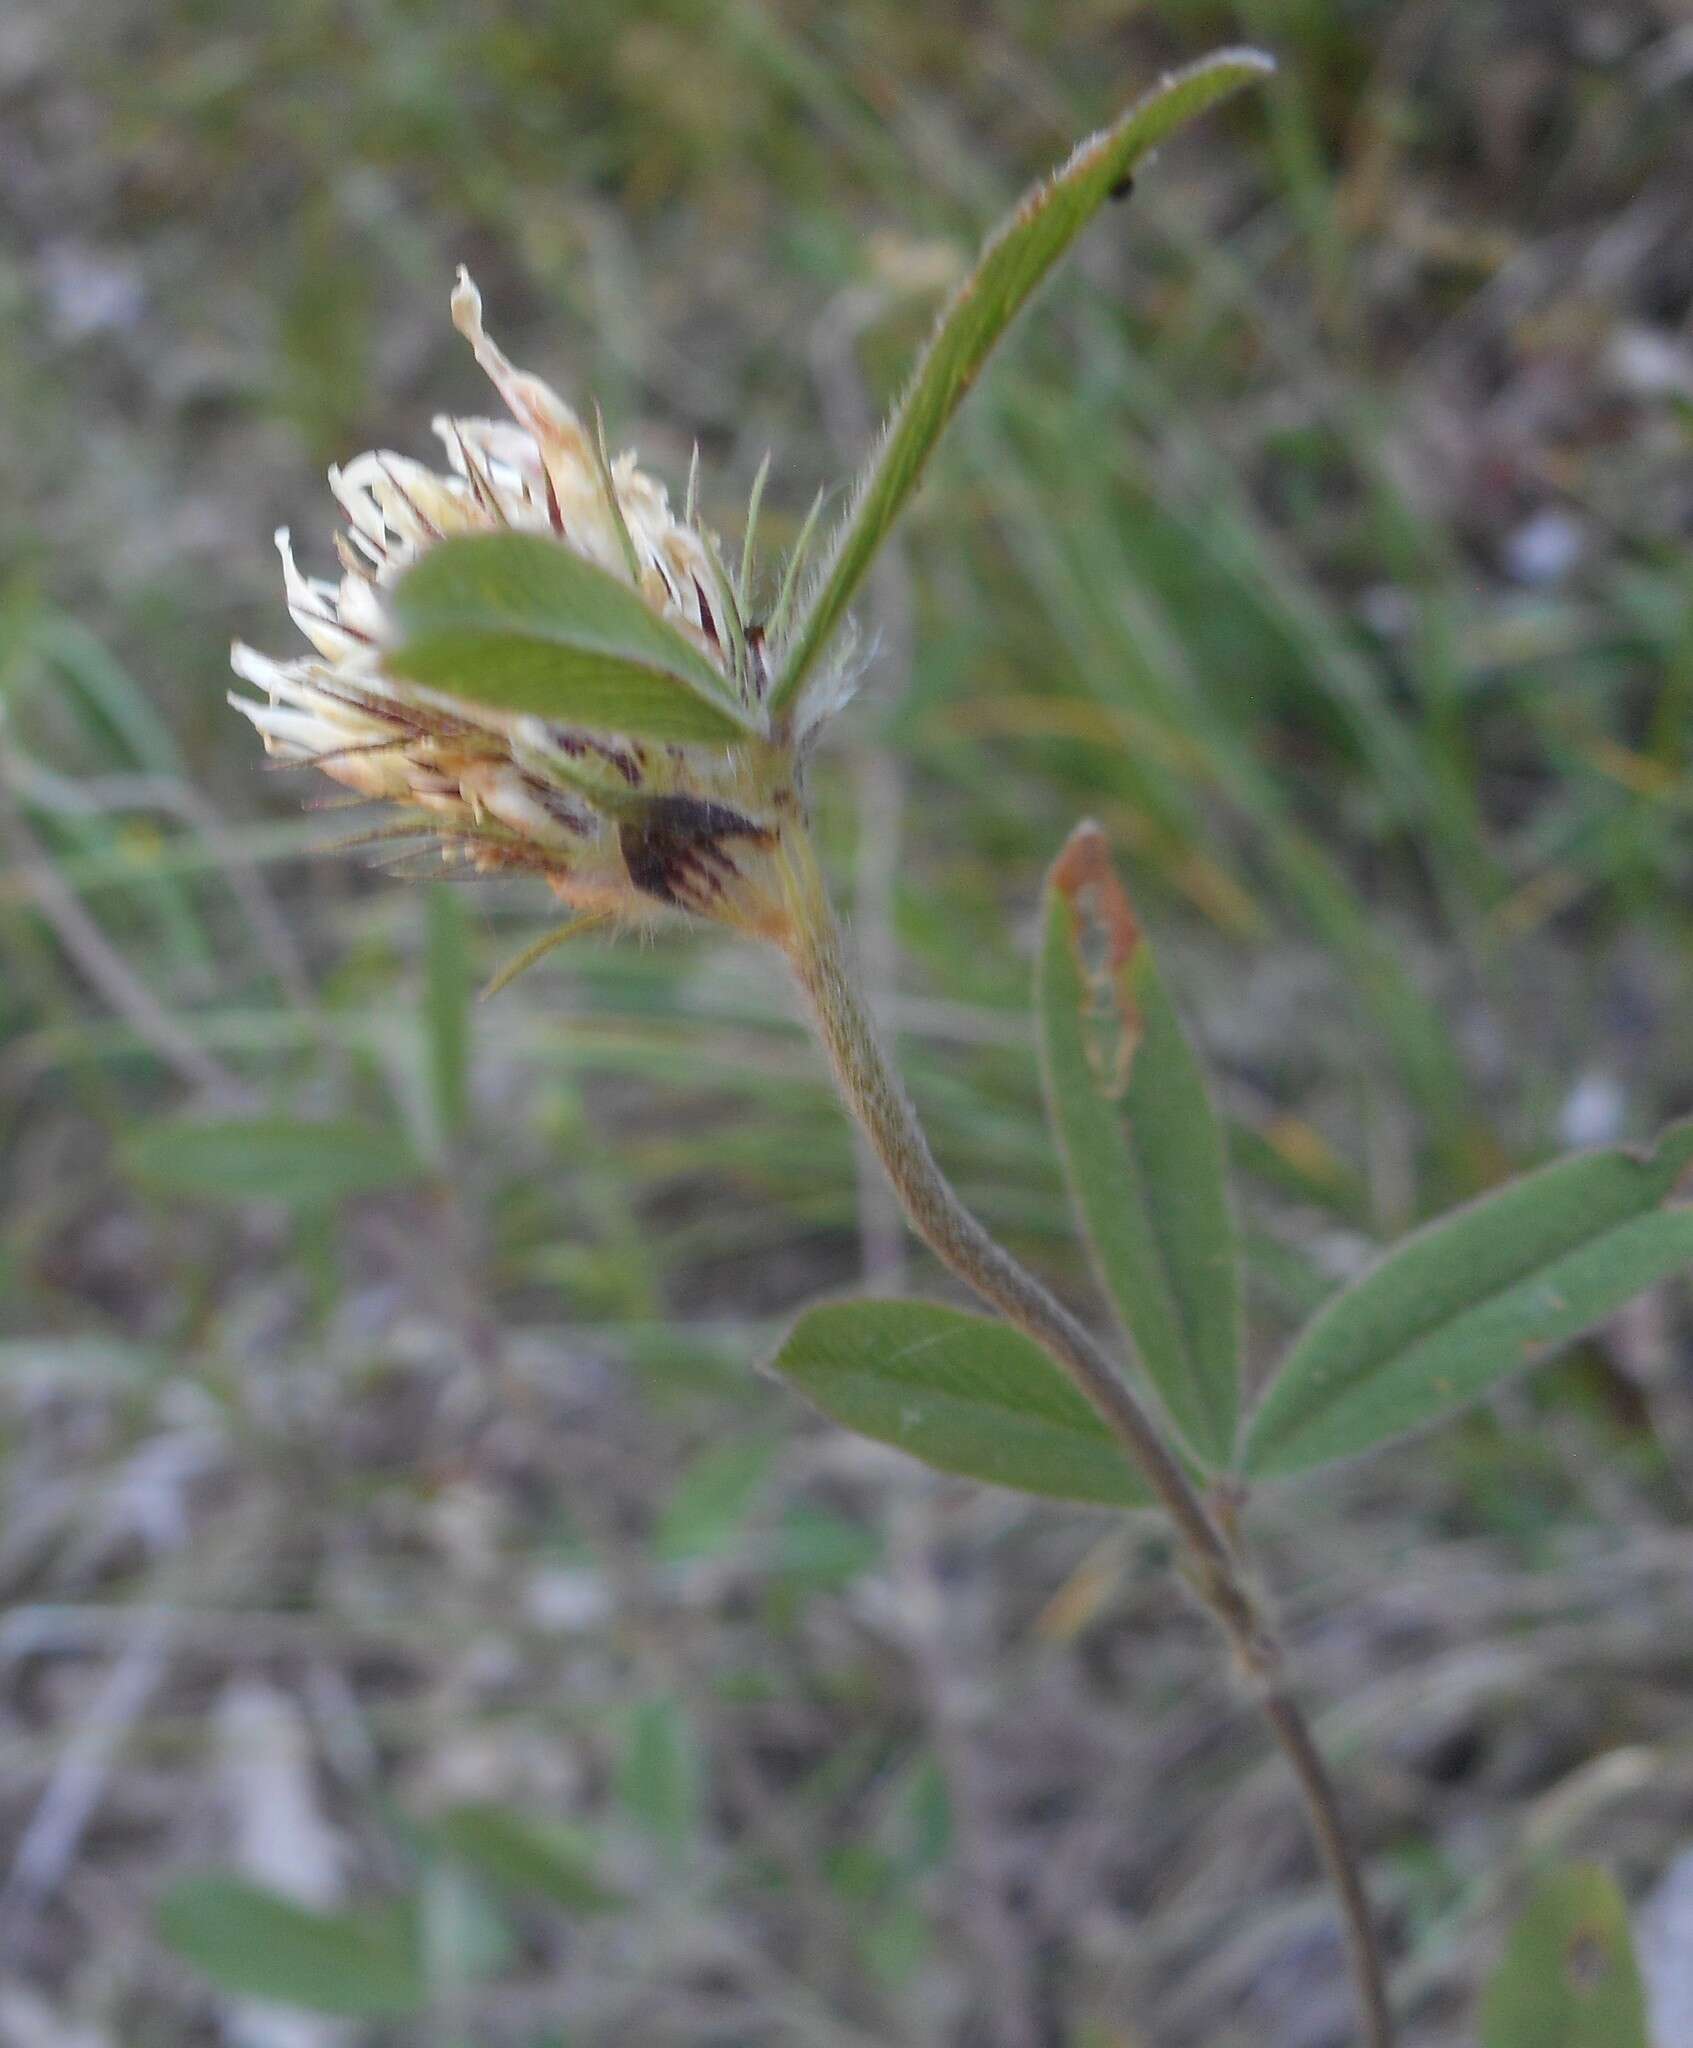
[776,822,1393,2048]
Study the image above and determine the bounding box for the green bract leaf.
[1244,1122,1693,1477]
[430,1804,627,1914]
[1481,1865,1649,2048]
[769,47,1273,717]
[124,1116,424,1206]
[771,1298,1150,1506]
[388,532,762,743]
[157,1875,424,2018]
[1038,823,1240,1466]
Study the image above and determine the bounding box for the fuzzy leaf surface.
[772,1298,1150,1506]
[1244,1123,1693,1476]
[389,532,760,742]
[770,48,1273,715]
[1038,823,1240,1465]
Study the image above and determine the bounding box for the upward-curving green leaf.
[388,532,762,744]
[1244,1122,1693,1478]
[1038,823,1241,1467]
[769,47,1273,718]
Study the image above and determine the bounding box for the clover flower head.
[229,270,826,944]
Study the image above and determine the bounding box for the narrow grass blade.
[739,449,772,611]
[125,1115,424,1206]
[965,395,1487,1187]
[424,884,471,1142]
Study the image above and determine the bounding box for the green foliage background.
[2,2,1691,2043]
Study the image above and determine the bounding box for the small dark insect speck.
[1108,174,1134,202]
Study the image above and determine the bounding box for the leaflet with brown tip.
[1050,821,1142,1099]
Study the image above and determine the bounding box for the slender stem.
[1261,1693,1394,2048]
[776,824,1392,2048]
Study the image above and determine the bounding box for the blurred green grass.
[4,2,1693,2043]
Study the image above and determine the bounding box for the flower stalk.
[774,818,1394,2048]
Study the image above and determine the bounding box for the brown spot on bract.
[1051,821,1143,1099]
[619,795,772,911]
